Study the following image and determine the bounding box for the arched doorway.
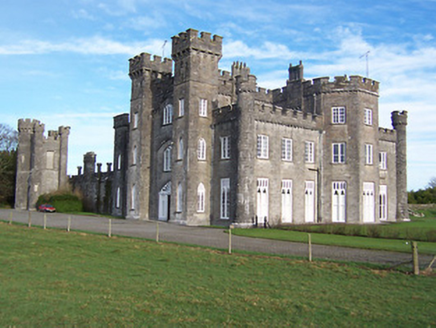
[158,182,171,221]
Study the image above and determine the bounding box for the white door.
[281,180,293,223]
[158,182,171,221]
[379,185,387,220]
[305,181,315,223]
[363,182,375,222]
[256,178,269,225]
[332,182,346,222]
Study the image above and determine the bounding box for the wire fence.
[2,209,435,275]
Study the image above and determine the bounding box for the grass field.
[232,215,436,255]
[1,223,435,327]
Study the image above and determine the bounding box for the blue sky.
[1,0,435,190]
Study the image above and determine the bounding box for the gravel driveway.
[1,209,434,269]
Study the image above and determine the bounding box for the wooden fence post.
[412,241,419,275]
[308,233,312,262]
[67,216,71,232]
[229,225,233,254]
[156,222,159,243]
[43,213,47,230]
[108,219,112,237]
[28,211,31,228]
[9,211,12,225]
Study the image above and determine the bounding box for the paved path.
[1,209,434,268]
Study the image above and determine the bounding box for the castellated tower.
[318,76,381,223]
[15,119,70,210]
[127,52,172,219]
[170,29,223,225]
[392,111,408,220]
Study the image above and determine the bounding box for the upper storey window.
[179,99,185,117]
[257,135,269,159]
[332,107,346,124]
[332,143,346,163]
[221,136,230,159]
[281,138,292,161]
[364,108,373,125]
[305,141,315,163]
[197,138,206,160]
[199,99,208,117]
[163,104,173,125]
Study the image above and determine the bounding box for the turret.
[392,110,408,220]
[84,152,96,177]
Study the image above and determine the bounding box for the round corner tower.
[391,110,408,220]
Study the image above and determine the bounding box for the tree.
[427,177,436,189]
[0,123,18,151]
[0,124,18,207]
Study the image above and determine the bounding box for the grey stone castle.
[16,28,409,226]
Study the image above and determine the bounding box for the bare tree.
[0,123,18,151]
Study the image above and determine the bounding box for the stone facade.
[15,119,70,210]
[16,28,409,226]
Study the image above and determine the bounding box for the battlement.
[219,70,231,80]
[47,130,59,140]
[391,110,408,127]
[379,127,397,142]
[129,52,172,77]
[18,118,44,133]
[288,61,304,81]
[58,126,71,136]
[171,28,222,58]
[232,61,250,79]
[114,113,130,129]
[298,75,379,96]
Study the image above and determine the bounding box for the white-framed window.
[132,145,137,165]
[281,138,292,161]
[163,146,172,172]
[364,108,373,125]
[332,181,346,222]
[163,104,173,125]
[332,107,346,124]
[178,138,183,160]
[116,187,120,208]
[133,112,139,129]
[379,185,388,220]
[179,98,185,117]
[365,144,373,165]
[363,182,375,222]
[199,98,207,117]
[257,135,269,159]
[332,143,346,163]
[197,138,206,160]
[221,136,231,159]
[379,152,387,170]
[177,183,183,212]
[305,141,315,163]
[197,183,205,213]
[220,178,230,219]
[117,154,122,170]
[131,184,136,210]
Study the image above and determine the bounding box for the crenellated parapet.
[300,75,379,97]
[232,61,250,79]
[379,127,397,142]
[129,53,172,78]
[18,118,44,134]
[171,28,222,58]
[391,110,408,127]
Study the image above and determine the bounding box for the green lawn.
[231,215,436,255]
[1,223,435,327]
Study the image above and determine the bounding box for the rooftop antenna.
[162,40,167,58]
[360,51,370,77]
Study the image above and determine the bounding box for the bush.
[36,192,83,213]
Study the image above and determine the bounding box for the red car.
[39,204,56,212]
